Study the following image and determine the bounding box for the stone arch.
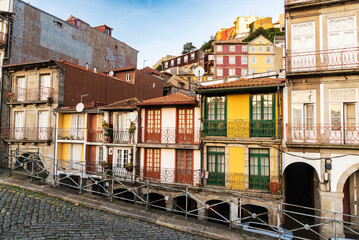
[172,196,198,218]
[205,199,230,225]
[113,188,135,204]
[282,158,321,182]
[143,192,166,211]
[336,162,359,193]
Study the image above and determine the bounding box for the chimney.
[94,25,113,36]
[94,68,97,73]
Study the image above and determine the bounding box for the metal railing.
[5,87,54,103]
[87,128,135,143]
[1,127,53,141]
[287,47,359,73]
[57,128,85,141]
[203,119,281,139]
[139,127,200,144]
[1,151,359,240]
[287,124,359,145]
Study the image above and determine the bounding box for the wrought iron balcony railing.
[138,127,200,144]
[1,127,53,141]
[5,87,54,103]
[203,119,281,139]
[87,128,135,143]
[287,47,359,73]
[287,124,359,145]
[57,128,85,141]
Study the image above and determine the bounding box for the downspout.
[53,110,58,186]
[200,94,205,187]
[277,85,281,184]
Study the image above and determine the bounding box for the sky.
[28,0,284,69]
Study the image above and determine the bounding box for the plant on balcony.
[100,161,109,169]
[125,162,133,172]
[268,181,281,194]
[129,124,136,134]
[102,121,112,142]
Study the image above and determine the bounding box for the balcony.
[138,127,200,144]
[287,124,359,146]
[1,127,53,142]
[5,87,54,105]
[205,172,280,194]
[203,119,281,139]
[286,48,359,75]
[57,128,84,141]
[87,128,135,143]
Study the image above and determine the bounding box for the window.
[266,46,271,52]
[207,147,225,186]
[251,57,257,64]
[242,46,248,52]
[146,109,161,142]
[229,45,235,52]
[210,67,214,73]
[258,46,263,52]
[251,69,257,74]
[54,21,63,28]
[191,53,195,60]
[242,57,247,64]
[69,144,82,170]
[114,148,130,168]
[178,109,194,143]
[165,62,168,68]
[16,76,26,101]
[38,111,49,140]
[291,22,315,53]
[259,39,263,43]
[229,56,235,64]
[241,69,247,76]
[114,113,131,142]
[292,90,316,139]
[266,57,271,64]
[176,150,193,184]
[208,55,214,60]
[145,148,161,179]
[330,103,357,131]
[184,55,188,62]
[70,114,83,139]
[217,69,223,77]
[40,74,51,100]
[171,60,174,66]
[251,94,275,137]
[97,146,104,164]
[217,45,222,52]
[216,56,223,64]
[249,149,270,190]
[126,73,131,82]
[97,114,104,129]
[229,69,235,76]
[177,58,181,64]
[251,46,256,52]
[328,16,356,49]
[206,96,226,121]
[14,111,25,139]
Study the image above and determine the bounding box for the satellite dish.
[76,103,84,112]
[128,112,137,122]
[109,71,114,76]
[194,67,204,77]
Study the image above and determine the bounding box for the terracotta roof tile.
[137,92,197,106]
[99,98,140,110]
[198,78,286,90]
[56,101,106,111]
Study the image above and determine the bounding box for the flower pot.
[105,136,111,143]
[268,182,281,194]
[125,166,133,172]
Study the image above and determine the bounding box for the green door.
[207,147,225,186]
[249,149,270,190]
[250,94,275,137]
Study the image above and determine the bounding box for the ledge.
[137,143,200,150]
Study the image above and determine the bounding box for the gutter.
[196,83,286,94]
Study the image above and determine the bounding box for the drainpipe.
[53,110,58,186]
[277,86,281,184]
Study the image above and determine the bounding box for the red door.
[144,149,161,180]
[146,109,161,142]
[177,108,194,143]
[176,150,193,184]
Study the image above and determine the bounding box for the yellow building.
[248,35,281,74]
[252,17,274,31]
[197,78,285,212]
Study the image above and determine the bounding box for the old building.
[284,0,359,237]
[1,60,163,175]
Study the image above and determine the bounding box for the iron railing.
[203,119,281,138]
[57,128,85,141]
[138,127,200,144]
[2,151,359,239]
[5,87,54,103]
[287,124,359,145]
[287,47,359,73]
[87,128,135,143]
[1,127,53,141]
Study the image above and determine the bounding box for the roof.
[99,98,140,110]
[137,92,197,106]
[110,66,136,72]
[198,78,286,90]
[214,39,247,45]
[56,101,106,112]
[141,66,162,76]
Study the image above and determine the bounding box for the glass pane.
[331,104,341,130]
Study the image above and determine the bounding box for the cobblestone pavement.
[0,184,211,240]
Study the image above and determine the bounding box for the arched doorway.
[144,193,166,211]
[284,162,319,239]
[172,196,198,218]
[205,200,230,225]
[113,188,135,204]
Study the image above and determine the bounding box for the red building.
[213,40,249,79]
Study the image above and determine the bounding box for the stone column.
[319,191,344,238]
[230,198,239,224]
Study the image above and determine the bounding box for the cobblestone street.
[0,184,210,239]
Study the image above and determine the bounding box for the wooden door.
[146,109,161,142]
[144,148,161,180]
[176,150,193,184]
[177,109,194,143]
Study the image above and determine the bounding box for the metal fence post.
[278,201,281,240]
[31,154,34,181]
[146,180,150,210]
[334,212,337,240]
[53,157,57,187]
[111,175,115,202]
[79,164,83,194]
[185,187,188,220]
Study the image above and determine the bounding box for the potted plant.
[100,161,109,169]
[268,182,281,194]
[125,162,133,172]
[102,121,112,143]
[129,124,136,134]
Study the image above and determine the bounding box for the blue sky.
[29,0,284,68]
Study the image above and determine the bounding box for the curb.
[0,178,247,240]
